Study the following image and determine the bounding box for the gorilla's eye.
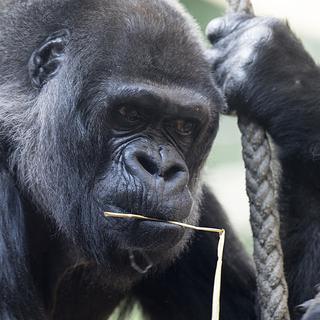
[118,106,142,123]
[109,106,144,130]
[174,119,197,136]
[109,106,145,131]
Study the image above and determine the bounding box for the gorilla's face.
[93,83,215,262]
[7,0,224,272]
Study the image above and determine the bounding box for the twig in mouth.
[104,211,224,234]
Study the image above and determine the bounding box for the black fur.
[0,1,256,320]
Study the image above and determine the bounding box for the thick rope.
[238,118,290,320]
[225,1,290,319]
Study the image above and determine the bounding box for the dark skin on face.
[94,83,213,253]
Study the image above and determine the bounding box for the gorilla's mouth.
[103,206,186,251]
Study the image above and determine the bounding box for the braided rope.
[238,118,290,320]
[225,0,291,318]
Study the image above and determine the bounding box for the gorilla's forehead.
[75,0,213,98]
[1,0,212,93]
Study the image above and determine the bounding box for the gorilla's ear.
[28,29,70,88]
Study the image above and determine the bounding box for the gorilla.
[0,0,318,320]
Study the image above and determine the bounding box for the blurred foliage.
[181,0,224,31]
[303,36,320,63]
[206,116,242,167]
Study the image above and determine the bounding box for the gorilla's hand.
[206,14,275,112]
[206,13,320,159]
[298,291,320,320]
[206,14,316,116]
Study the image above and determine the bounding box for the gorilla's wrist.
[231,66,320,161]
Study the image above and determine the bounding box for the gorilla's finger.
[296,300,314,314]
[206,13,253,44]
[205,48,225,70]
[206,17,227,44]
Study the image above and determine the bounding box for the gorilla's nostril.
[163,165,184,181]
[137,154,158,175]
[134,151,187,182]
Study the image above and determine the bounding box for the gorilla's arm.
[0,158,44,319]
[207,14,320,315]
[134,186,257,320]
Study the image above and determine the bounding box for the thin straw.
[104,211,226,320]
[212,229,225,320]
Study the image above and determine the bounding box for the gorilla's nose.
[136,152,186,181]
[124,147,189,189]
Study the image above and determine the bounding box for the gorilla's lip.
[127,220,185,250]
[102,206,186,250]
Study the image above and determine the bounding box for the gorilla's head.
[0,0,224,275]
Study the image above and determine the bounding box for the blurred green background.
[109,0,320,318]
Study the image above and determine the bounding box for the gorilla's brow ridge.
[104,82,214,121]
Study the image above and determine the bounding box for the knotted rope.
[225,0,290,318]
